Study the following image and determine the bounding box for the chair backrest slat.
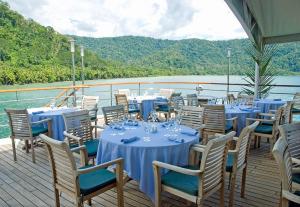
[102,105,125,125]
[279,122,300,161]
[82,96,99,119]
[200,131,235,195]
[5,109,32,139]
[203,105,226,132]
[40,134,78,195]
[115,94,129,113]
[180,106,204,130]
[63,110,93,145]
[118,89,131,97]
[186,94,198,106]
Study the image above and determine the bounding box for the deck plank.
[0,139,281,207]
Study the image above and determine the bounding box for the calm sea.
[0,75,299,138]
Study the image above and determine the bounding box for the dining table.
[128,95,168,120]
[253,99,286,113]
[29,107,78,140]
[96,121,199,201]
[225,104,261,135]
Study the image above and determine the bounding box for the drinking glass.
[142,122,151,142]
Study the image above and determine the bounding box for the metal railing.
[0,81,299,138]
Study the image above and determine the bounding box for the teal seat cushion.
[254,124,273,134]
[157,105,174,112]
[161,166,199,196]
[79,165,116,196]
[226,153,234,172]
[31,125,48,137]
[129,108,140,113]
[261,121,273,126]
[90,116,97,121]
[292,108,300,113]
[70,139,99,157]
[292,173,300,184]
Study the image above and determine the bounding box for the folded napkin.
[32,111,44,115]
[124,120,138,126]
[161,122,173,128]
[239,107,253,112]
[168,137,185,143]
[110,125,125,130]
[121,136,139,144]
[180,128,198,136]
[273,99,282,101]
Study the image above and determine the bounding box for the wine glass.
[142,122,151,142]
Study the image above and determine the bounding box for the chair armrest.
[258,113,274,117]
[282,190,300,204]
[190,145,206,153]
[195,124,206,130]
[233,136,239,141]
[269,110,276,114]
[153,161,201,176]
[92,125,105,129]
[77,158,124,175]
[192,144,206,149]
[292,158,300,166]
[31,118,52,125]
[226,117,238,121]
[63,131,83,145]
[246,118,275,122]
[228,149,238,154]
[71,145,88,166]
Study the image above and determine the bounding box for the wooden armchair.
[102,105,125,125]
[226,94,236,104]
[5,108,52,163]
[179,106,205,136]
[63,110,100,164]
[159,89,174,99]
[226,121,259,207]
[39,134,124,207]
[292,92,300,115]
[153,131,235,207]
[202,104,237,144]
[81,96,99,137]
[117,89,131,97]
[273,137,300,207]
[237,94,254,106]
[155,95,183,120]
[247,106,284,153]
[115,94,140,118]
[186,94,199,106]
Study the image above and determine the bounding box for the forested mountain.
[0,1,299,85]
[73,36,300,74]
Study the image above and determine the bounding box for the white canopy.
[225,0,300,45]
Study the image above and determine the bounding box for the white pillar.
[254,62,259,98]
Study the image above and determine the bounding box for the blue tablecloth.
[254,99,286,113]
[31,108,77,140]
[225,105,261,135]
[129,96,167,120]
[96,122,199,201]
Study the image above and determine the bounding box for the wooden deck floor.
[0,139,280,207]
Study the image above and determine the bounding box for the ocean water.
[0,75,299,138]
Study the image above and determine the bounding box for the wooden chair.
[237,94,254,106]
[102,105,125,125]
[226,121,259,207]
[39,134,124,207]
[292,93,300,118]
[272,137,300,207]
[155,95,183,120]
[115,94,140,117]
[202,105,237,144]
[153,131,235,207]
[187,94,199,106]
[247,106,284,153]
[179,106,205,135]
[226,94,236,104]
[5,108,52,163]
[118,89,131,97]
[81,96,99,137]
[159,89,174,99]
[63,110,100,164]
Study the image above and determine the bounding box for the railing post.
[110,84,113,106]
[138,83,141,96]
[15,91,18,101]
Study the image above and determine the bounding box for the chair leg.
[228,172,232,189]
[87,198,92,206]
[31,138,36,163]
[54,188,60,207]
[25,140,29,153]
[11,137,17,161]
[220,180,225,207]
[228,171,237,207]
[94,120,97,138]
[258,137,261,148]
[241,167,247,198]
[116,182,124,207]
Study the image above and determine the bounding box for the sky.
[6,0,247,40]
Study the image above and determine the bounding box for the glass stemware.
[142,122,151,142]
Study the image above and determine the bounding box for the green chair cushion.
[70,139,99,157]
[161,166,199,196]
[226,153,234,172]
[90,116,97,121]
[289,191,300,207]
[79,165,116,196]
[157,105,174,112]
[261,121,273,126]
[254,124,273,134]
[31,125,48,137]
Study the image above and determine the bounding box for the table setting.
[96,115,199,201]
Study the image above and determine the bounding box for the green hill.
[73,36,300,75]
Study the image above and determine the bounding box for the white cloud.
[6,0,247,40]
